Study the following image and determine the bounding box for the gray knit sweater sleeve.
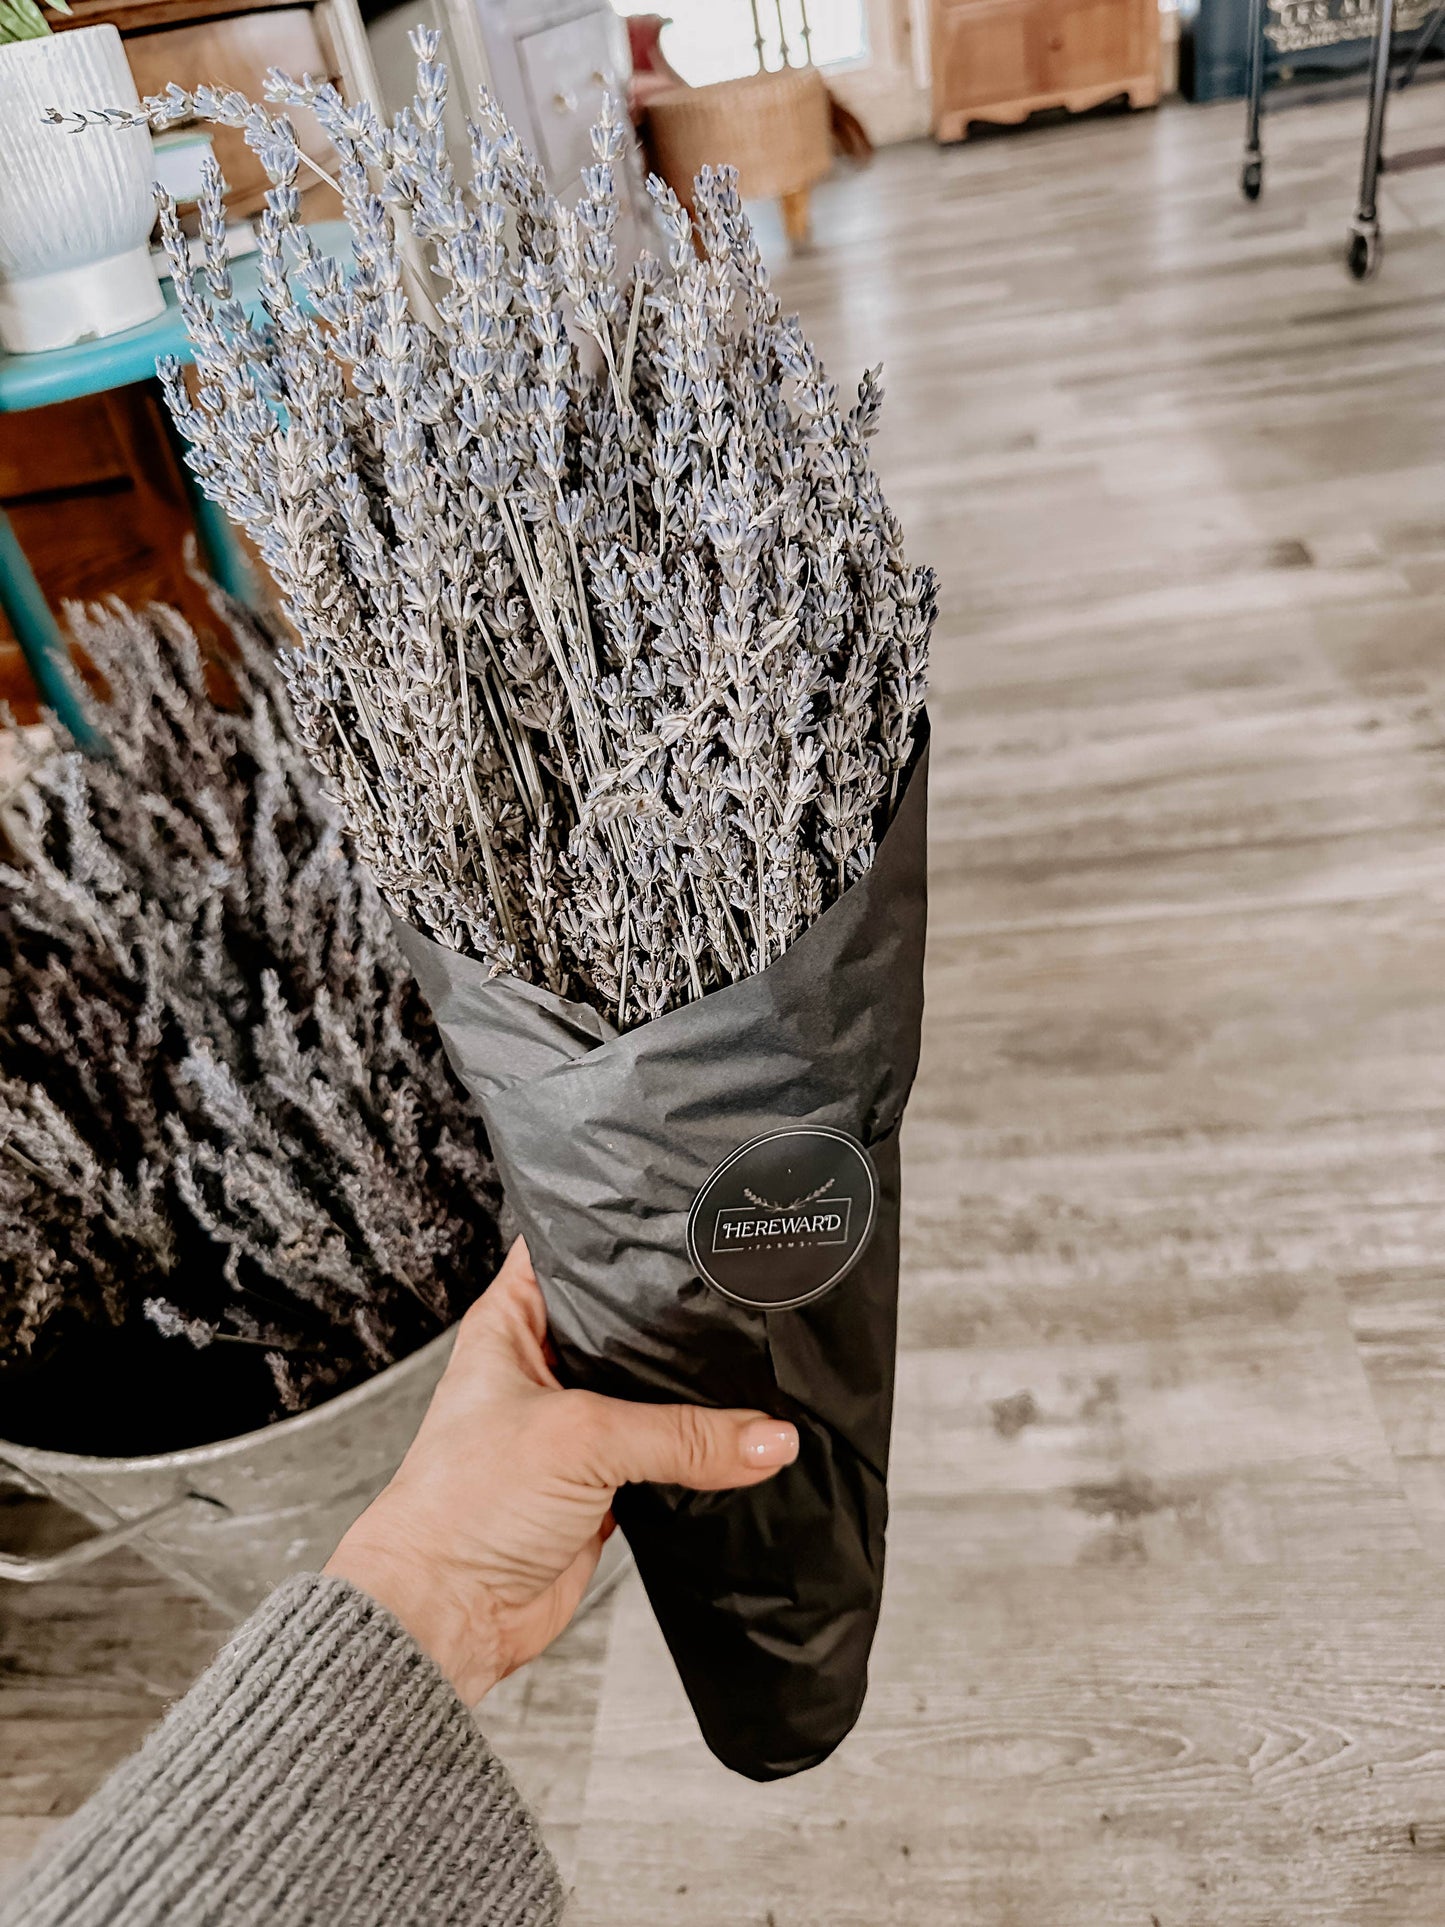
[0,1572,564,1927]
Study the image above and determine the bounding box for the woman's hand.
[326,1238,798,1705]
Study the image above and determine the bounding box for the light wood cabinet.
[932,0,1159,142]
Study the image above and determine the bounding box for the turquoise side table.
[0,221,351,742]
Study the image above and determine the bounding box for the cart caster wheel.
[1241,158,1263,201]
[1347,227,1379,280]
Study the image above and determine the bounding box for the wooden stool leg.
[780,185,812,250]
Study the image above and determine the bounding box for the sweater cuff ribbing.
[0,1571,563,1927]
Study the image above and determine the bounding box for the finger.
[477,1238,544,1336]
[503,1237,548,1342]
[457,1239,557,1382]
[581,1395,799,1492]
[503,1532,606,1678]
[552,1529,605,1619]
[455,1238,529,1339]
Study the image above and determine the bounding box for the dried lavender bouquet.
[0,601,502,1450]
[120,36,933,1779]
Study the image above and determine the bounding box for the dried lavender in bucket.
[114,35,933,1024]
[0,601,502,1420]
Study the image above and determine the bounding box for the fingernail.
[739,1420,798,1468]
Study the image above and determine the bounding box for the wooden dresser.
[931,0,1160,143]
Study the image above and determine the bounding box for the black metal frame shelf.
[1241,0,1445,277]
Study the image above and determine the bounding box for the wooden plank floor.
[9,91,1445,1922]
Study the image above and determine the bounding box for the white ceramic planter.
[0,24,164,354]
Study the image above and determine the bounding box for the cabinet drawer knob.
[553,88,577,114]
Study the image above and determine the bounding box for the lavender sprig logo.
[687,1128,878,1311]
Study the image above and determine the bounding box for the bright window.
[614,1,868,86]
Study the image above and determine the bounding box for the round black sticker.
[686,1126,879,1312]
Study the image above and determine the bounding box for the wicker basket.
[645,65,832,209]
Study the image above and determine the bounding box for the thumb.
[584,1395,799,1491]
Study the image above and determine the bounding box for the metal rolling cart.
[1240,0,1445,278]
[1346,0,1445,274]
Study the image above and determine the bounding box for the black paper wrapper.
[394,734,928,1780]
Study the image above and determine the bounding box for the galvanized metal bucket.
[0,1329,628,1620]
